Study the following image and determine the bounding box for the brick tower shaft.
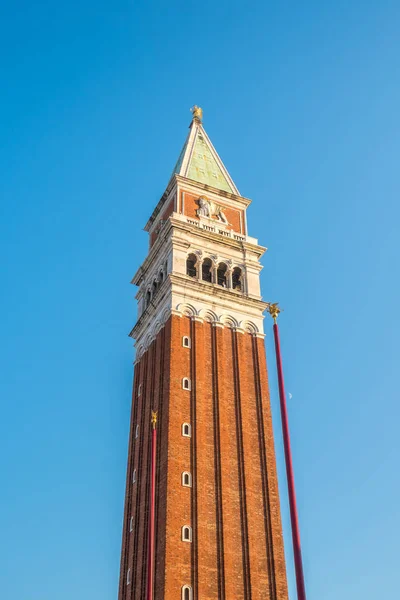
[118,108,289,600]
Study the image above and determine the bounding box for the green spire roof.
[171,112,239,195]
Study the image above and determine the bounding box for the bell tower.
[118,108,289,600]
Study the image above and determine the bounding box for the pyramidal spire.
[171,106,239,195]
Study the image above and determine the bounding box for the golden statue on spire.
[191,105,203,122]
[151,410,158,429]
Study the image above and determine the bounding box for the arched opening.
[146,289,151,308]
[182,525,192,542]
[182,423,191,437]
[217,262,228,287]
[186,254,197,278]
[202,258,213,283]
[159,269,164,283]
[232,267,242,291]
[182,586,192,600]
[152,279,158,297]
[182,378,191,391]
[182,471,192,487]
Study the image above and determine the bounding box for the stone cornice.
[144,179,177,232]
[169,215,267,258]
[132,309,265,362]
[131,218,173,286]
[176,175,252,208]
[129,271,268,345]
[131,214,267,287]
[129,277,172,339]
[169,273,268,311]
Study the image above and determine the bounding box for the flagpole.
[146,411,157,600]
[268,304,307,600]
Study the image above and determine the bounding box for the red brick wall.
[118,315,288,600]
[180,191,244,234]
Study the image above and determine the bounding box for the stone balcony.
[171,212,258,245]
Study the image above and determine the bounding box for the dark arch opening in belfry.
[217,262,228,287]
[232,267,242,291]
[186,254,197,278]
[202,258,213,283]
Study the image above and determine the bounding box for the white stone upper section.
[130,114,269,357]
[130,212,268,356]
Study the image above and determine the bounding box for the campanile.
[118,107,289,600]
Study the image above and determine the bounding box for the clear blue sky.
[1,1,399,598]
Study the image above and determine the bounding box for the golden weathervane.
[191,105,203,122]
[151,410,158,429]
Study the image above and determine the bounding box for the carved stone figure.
[197,196,210,217]
[196,196,228,224]
[213,203,228,224]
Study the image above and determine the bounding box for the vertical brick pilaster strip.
[118,359,140,600]
[150,327,162,599]
[140,340,158,598]
[237,331,271,599]
[154,322,169,600]
[164,314,191,597]
[190,317,199,600]
[133,341,154,599]
[232,330,251,600]
[255,337,289,600]
[252,335,277,600]
[132,348,149,599]
[218,326,244,598]
[129,360,143,600]
[211,324,226,600]
[196,321,218,598]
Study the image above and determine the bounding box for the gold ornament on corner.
[267,302,281,323]
[151,410,158,429]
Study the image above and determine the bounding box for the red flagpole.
[269,305,307,600]
[146,411,157,600]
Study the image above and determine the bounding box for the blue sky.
[1,1,399,598]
